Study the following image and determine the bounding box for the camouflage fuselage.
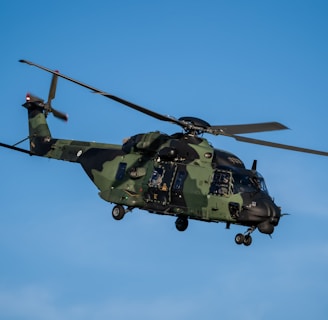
[25,101,281,232]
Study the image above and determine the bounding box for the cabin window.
[209,170,232,196]
[173,170,187,191]
[115,162,127,180]
[148,167,164,188]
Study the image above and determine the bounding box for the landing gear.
[243,235,252,246]
[235,226,255,246]
[112,205,134,220]
[112,205,125,220]
[235,233,245,245]
[175,216,188,232]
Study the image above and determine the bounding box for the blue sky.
[1,1,328,319]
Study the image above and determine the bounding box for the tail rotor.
[24,72,68,122]
[45,72,68,121]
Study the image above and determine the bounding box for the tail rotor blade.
[47,73,58,103]
[52,107,68,121]
[45,72,68,121]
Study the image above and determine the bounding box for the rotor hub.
[178,116,211,135]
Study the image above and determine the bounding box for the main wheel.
[175,217,188,232]
[243,235,252,246]
[235,233,245,245]
[112,205,125,220]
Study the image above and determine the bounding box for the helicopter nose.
[263,197,280,219]
[256,198,281,234]
[239,195,281,235]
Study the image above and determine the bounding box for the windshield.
[233,171,268,194]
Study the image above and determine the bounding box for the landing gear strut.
[235,226,256,246]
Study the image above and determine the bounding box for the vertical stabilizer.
[22,73,67,155]
[23,94,52,155]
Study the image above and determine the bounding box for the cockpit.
[232,171,268,194]
[209,167,268,196]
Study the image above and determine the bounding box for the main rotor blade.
[212,122,288,135]
[233,135,328,156]
[0,142,33,155]
[19,59,184,127]
[20,60,327,157]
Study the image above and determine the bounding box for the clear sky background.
[1,1,328,319]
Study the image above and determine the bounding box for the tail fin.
[22,73,68,155]
[21,96,88,162]
[23,94,52,155]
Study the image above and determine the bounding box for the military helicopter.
[1,60,327,246]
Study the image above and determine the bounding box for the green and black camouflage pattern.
[3,59,328,245]
[25,100,254,226]
[16,94,284,247]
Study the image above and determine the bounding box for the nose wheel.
[235,226,255,246]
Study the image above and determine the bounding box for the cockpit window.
[233,172,268,194]
[256,172,268,193]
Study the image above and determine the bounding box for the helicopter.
[1,60,327,246]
